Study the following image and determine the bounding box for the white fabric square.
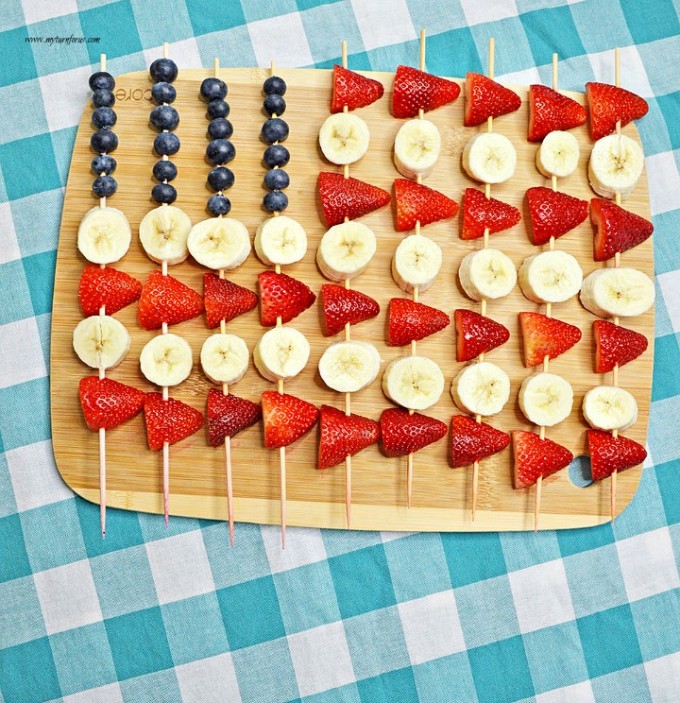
[658,270,680,334]
[143,37,202,71]
[535,681,596,703]
[646,151,680,216]
[460,0,519,26]
[248,12,313,69]
[588,45,653,98]
[350,0,416,51]
[0,201,20,265]
[21,0,78,26]
[509,559,575,634]
[398,589,466,665]
[0,317,47,390]
[62,683,124,703]
[645,652,680,703]
[288,621,355,697]
[262,525,327,574]
[175,653,241,703]
[34,559,103,635]
[497,66,542,86]
[146,530,215,605]
[39,66,92,134]
[616,527,680,603]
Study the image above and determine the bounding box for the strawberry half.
[138,270,203,330]
[143,393,203,451]
[588,430,647,481]
[262,391,318,449]
[79,376,145,432]
[519,312,581,368]
[207,389,261,447]
[258,271,316,326]
[586,82,649,141]
[204,273,258,329]
[450,415,510,468]
[461,188,521,240]
[394,179,459,232]
[464,72,521,127]
[388,298,450,346]
[321,284,380,336]
[331,65,384,113]
[380,407,447,457]
[454,309,509,362]
[392,65,461,118]
[318,405,380,469]
[591,198,653,262]
[526,187,589,245]
[79,265,142,317]
[593,319,648,373]
[318,172,391,227]
[513,431,573,489]
[528,84,587,142]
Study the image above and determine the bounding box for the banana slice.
[583,385,638,431]
[394,119,441,179]
[382,355,445,410]
[140,333,193,387]
[580,268,655,318]
[319,113,370,165]
[319,341,381,393]
[392,234,442,293]
[588,134,644,200]
[519,372,574,427]
[77,206,132,264]
[459,248,517,301]
[254,326,310,382]
[139,205,192,265]
[255,216,307,266]
[188,217,251,270]
[536,130,580,179]
[73,315,130,369]
[317,221,377,282]
[451,361,510,417]
[462,132,517,184]
[200,333,249,385]
[519,251,583,304]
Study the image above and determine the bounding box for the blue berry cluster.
[261,76,289,212]
[200,77,234,216]
[149,58,180,204]
[89,72,118,198]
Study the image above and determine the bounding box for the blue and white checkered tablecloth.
[1,1,679,701]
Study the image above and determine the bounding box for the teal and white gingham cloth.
[1,1,680,701]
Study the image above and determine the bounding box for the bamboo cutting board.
[50,67,653,531]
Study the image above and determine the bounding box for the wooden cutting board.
[50,67,653,531]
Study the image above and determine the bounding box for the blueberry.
[92,89,115,108]
[90,129,118,153]
[153,159,177,182]
[91,154,116,175]
[264,168,289,191]
[151,82,176,105]
[263,190,288,212]
[150,105,180,131]
[207,99,229,119]
[263,144,290,168]
[207,166,234,191]
[154,132,180,156]
[207,194,231,216]
[207,118,233,140]
[152,183,177,204]
[149,58,178,83]
[200,77,227,102]
[206,139,235,165]
[92,107,117,129]
[261,118,289,144]
[263,76,286,96]
[263,93,286,117]
[89,71,115,91]
[92,175,117,197]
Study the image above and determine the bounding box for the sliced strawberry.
[207,389,261,447]
[143,393,203,451]
[331,65,384,113]
[394,179,459,232]
[586,82,649,141]
[380,408,447,457]
[450,415,510,468]
[79,265,142,317]
[454,309,509,362]
[593,319,648,374]
[79,376,145,432]
[318,405,380,469]
[258,271,316,327]
[461,188,521,240]
[262,391,318,449]
[591,198,653,262]
[392,65,461,118]
[513,431,573,489]
[138,270,203,330]
[528,84,587,142]
[519,312,582,368]
[526,187,589,245]
[464,72,521,127]
[321,284,380,336]
[204,273,257,329]
[318,172,391,227]
[388,298,450,346]
[588,430,647,481]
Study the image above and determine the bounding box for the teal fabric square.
[0,452,18,518]
[521,6,586,65]
[653,209,680,275]
[203,522,271,588]
[79,0,142,62]
[621,0,679,44]
[48,127,77,188]
[0,378,51,451]
[76,498,146,557]
[118,667,184,703]
[0,81,48,145]
[356,666,418,703]
[0,513,32,581]
[442,532,508,587]
[613,469,668,540]
[637,36,680,98]
[26,14,89,74]
[657,93,680,150]
[195,25,257,69]
[655,459,680,524]
[0,0,24,33]
[0,26,38,87]
[366,40,420,74]
[321,528,382,558]
[426,27,483,77]
[296,0,343,11]
[129,0,193,48]
[652,334,680,401]
[300,3,363,66]
[0,132,60,200]
[470,18,534,76]
[23,250,56,316]
[0,576,46,648]
[302,683,361,703]
[500,530,561,572]
[567,0,632,54]
[557,520,614,557]
[590,663,652,702]
[412,652,478,703]
[0,260,34,324]
[13,187,63,258]
[138,512,202,542]
[631,589,680,662]
[468,636,533,703]
[35,312,52,370]
[231,638,300,703]
[185,0,246,37]
[241,0,296,23]
[0,636,61,703]
[636,99,673,157]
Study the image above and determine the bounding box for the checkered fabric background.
[1,0,679,701]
